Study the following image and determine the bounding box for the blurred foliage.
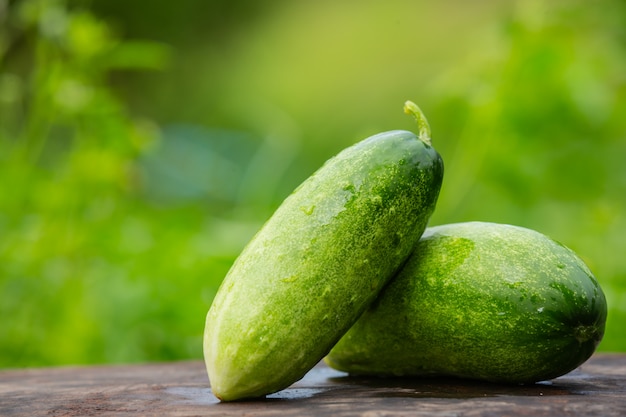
[0,0,625,368]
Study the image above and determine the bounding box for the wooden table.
[1,353,625,416]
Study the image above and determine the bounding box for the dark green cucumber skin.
[204,130,443,401]
[326,222,607,384]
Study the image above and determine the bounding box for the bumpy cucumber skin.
[204,130,443,401]
[326,222,607,384]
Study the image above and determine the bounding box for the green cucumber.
[203,101,444,401]
[326,222,607,383]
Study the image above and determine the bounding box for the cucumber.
[326,222,607,383]
[203,102,444,401]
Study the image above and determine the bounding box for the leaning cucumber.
[203,101,444,401]
[326,222,607,384]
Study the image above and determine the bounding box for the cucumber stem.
[404,100,432,146]
[574,324,599,344]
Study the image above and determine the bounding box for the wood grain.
[1,353,625,416]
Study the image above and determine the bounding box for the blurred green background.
[1,0,625,368]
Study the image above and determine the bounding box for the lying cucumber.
[326,222,607,384]
[204,102,444,401]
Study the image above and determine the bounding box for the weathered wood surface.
[1,353,625,416]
